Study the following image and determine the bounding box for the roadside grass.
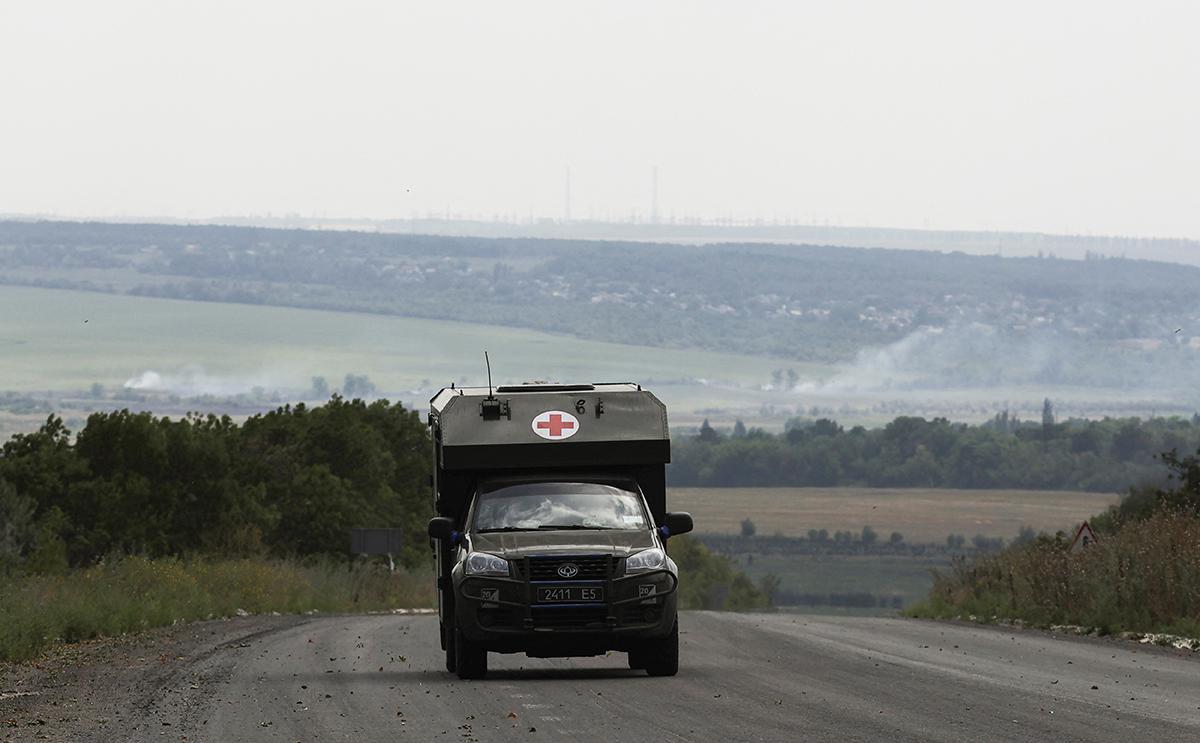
[907,509,1200,637]
[0,556,433,663]
[668,487,1119,543]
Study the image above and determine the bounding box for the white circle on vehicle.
[531,410,580,440]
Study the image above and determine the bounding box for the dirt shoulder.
[0,614,308,743]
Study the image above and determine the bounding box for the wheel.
[643,619,679,677]
[627,647,647,670]
[454,625,488,680]
[443,621,456,673]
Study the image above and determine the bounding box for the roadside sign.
[349,528,405,572]
[1069,521,1098,552]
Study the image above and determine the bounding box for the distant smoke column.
[651,165,659,224]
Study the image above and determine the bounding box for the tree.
[861,525,878,545]
[1013,525,1037,545]
[889,531,904,545]
[732,419,748,438]
[758,573,781,605]
[0,480,36,567]
[811,418,842,437]
[1042,398,1055,438]
[972,533,1004,552]
[740,517,756,537]
[698,418,720,442]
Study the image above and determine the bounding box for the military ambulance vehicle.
[427,382,692,679]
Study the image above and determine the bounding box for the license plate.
[536,586,604,603]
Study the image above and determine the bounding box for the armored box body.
[429,383,670,523]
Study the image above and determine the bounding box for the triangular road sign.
[1069,521,1099,552]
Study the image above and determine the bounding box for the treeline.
[670,413,1200,492]
[0,399,771,615]
[0,397,432,570]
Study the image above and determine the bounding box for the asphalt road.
[160,612,1199,743]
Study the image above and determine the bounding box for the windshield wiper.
[535,524,619,530]
[477,526,539,533]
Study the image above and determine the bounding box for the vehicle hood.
[468,529,657,559]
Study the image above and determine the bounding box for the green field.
[0,284,1185,439]
[671,487,1120,543]
[0,285,826,406]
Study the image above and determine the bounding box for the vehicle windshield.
[473,481,649,532]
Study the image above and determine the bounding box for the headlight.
[625,547,666,574]
[464,551,510,576]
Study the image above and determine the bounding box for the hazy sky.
[2,1,1198,237]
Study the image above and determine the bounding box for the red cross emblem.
[531,410,580,440]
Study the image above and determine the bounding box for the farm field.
[0,284,824,402]
[731,552,952,611]
[669,487,1121,543]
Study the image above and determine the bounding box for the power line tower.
[564,165,572,223]
[651,165,659,225]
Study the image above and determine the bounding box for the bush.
[669,536,770,611]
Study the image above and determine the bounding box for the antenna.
[485,351,494,399]
[479,351,509,420]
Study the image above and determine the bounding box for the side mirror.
[428,517,456,541]
[660,512,694,538]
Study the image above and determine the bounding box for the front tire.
[643,619,679,677]
[443,621,456,673]
[454,626,487,680]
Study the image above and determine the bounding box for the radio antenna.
[485,351,494,399]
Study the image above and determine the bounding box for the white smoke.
[122,366,295,397]
[794,322,1116,394]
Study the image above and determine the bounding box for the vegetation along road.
[4,611,1196,742]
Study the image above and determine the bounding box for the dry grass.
[911,510,1200,636]
[669,487,1120,543]
[0,556,433,663]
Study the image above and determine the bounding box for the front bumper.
[454,563,678,654]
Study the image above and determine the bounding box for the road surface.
[96,612,1200,741]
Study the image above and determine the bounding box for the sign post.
[349,528,405,571]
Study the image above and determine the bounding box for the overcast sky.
[2,1,1197,238]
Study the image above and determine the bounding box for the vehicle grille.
[527,555,611,581]
[531,606,610,629]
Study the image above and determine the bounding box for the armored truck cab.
[427,382,692,679]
